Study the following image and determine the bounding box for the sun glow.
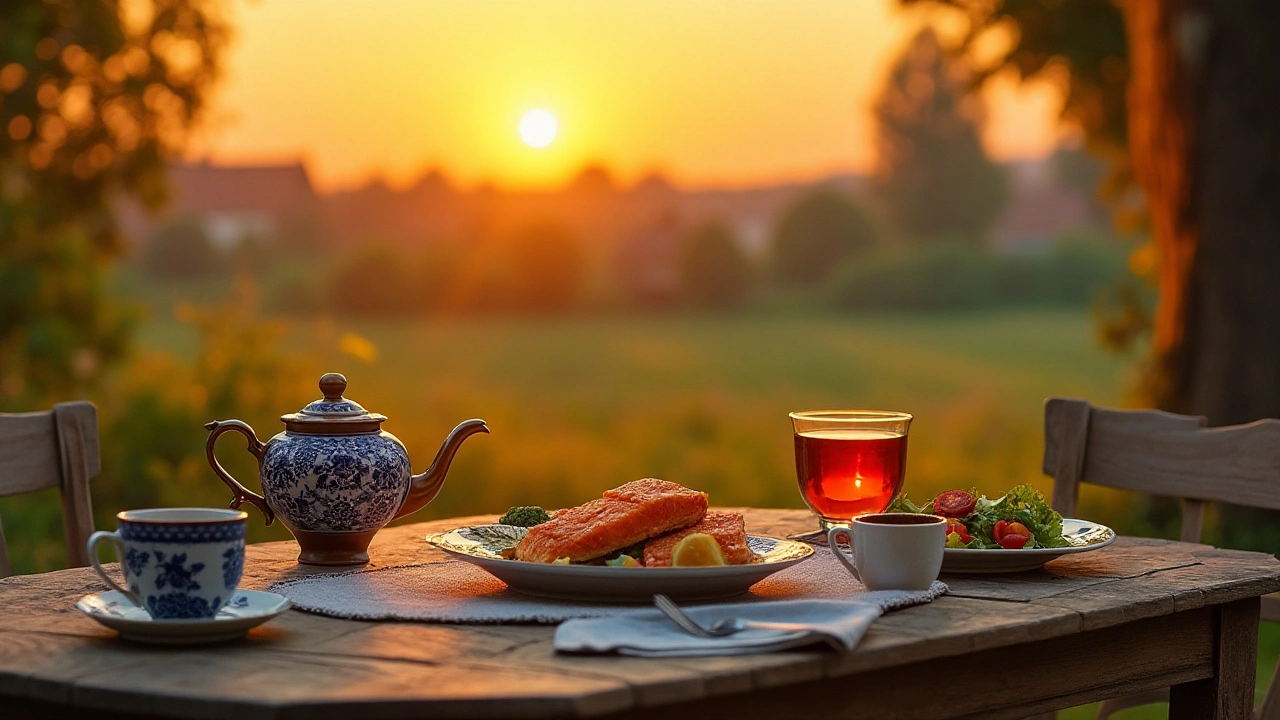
[519,108,559,149]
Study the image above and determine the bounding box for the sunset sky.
[191,0,1065,194]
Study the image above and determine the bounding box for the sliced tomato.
[1003,521,1031,539]
[993,519,1010,542]
[945,520,971,544]
[998,533,1030,549]
[934,490,977,518]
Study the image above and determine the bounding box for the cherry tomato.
[945,520,971,543]
[993,520,1010,542]
[998,533,1030,549]
[934,490,977,518]
[1004,521,1030,539]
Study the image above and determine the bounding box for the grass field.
[134,308,1136,524]
[8,306,1274,717]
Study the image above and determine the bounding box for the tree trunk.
[1126,0,1280,426]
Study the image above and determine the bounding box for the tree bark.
[1126,0,1280,425]
[1124,0,1200,415]
[1186,1,1280,425]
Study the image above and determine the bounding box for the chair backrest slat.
[0,411,65,495]
[53,403,99,567]
[0,402,100,577]
[1043,396,1280,522]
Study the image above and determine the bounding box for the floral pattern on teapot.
[261,432,412,533]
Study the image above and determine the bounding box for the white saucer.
[76,589,291,644]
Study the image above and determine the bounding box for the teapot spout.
[395,419,489,519]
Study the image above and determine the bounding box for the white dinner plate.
[425,525,815,602]
[76,589,291,644]
[942,518,1117,574]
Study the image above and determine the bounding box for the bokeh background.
[3,2,1278,716]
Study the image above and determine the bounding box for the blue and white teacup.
[88,508,247,620]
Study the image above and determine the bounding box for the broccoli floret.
[499,506,552,527]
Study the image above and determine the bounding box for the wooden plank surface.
[1,508,1278,720]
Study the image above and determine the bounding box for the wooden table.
[2,508,1278,720]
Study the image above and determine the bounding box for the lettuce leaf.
[886,494,932,514]
[993,484,1070,548]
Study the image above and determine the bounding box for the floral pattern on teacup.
[221,546,244,589]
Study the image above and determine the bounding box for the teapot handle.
[203,420,275,525]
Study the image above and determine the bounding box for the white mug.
[827,513,946,591]
[88,508,248,620]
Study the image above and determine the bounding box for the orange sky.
[190,0,1065,194]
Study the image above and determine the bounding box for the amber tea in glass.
[790,410,912,529]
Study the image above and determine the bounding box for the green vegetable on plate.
[498,506,552,527]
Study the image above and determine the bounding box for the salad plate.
[890,484,1118,574]
[426,525,815,602]
[76,589,291,644]
[942,518,1116,573]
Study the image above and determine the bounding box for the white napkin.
[554,583,945,656]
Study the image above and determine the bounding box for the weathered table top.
[2,508,1278,720]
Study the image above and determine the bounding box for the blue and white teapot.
[204,373,488,565]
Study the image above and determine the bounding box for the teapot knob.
[319,372,347,400]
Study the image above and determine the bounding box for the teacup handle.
[827,526,861,582]
[87,531,140,606]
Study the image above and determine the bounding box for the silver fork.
[652,594,812,638]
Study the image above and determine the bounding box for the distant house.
[119,161,317,250]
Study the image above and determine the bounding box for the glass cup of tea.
[790,410,913,530]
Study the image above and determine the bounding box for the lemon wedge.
[671,533,727,567]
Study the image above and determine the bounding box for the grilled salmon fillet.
[643,512,757,566]
[514,479,708,563]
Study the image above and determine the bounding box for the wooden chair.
[0,402,100,578]
[1043,397,1280,720]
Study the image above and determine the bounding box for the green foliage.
[827,240,1130,312]
[0,283,311,575]
[0,0,228,408]
[873,28,1008,243]
[680,222,751,309]
[904,0,1132,209]
[771,189,877,284]
[142,218,222,279]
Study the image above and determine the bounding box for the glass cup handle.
[87,531,140,606]
[826,526,861,582]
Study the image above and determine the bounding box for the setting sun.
[519,108,559,149]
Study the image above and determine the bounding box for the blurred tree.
[771,189,877,284]
[680,222,750,310]
[905,0,1280,427]
[142,218,220,279]
[510,222,586,312]
[873,28,1009,243]
[0,0,227,408]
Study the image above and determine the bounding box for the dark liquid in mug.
[795,429,907,521]
[858,513,941,525]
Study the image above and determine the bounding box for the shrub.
[827,240,1130,312]
[509,222,586,312]
[143,219,224,279]
[771,190,877,284]
[680,222,751,309]
[328,242,417,316]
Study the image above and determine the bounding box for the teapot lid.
[281,373,387,433]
